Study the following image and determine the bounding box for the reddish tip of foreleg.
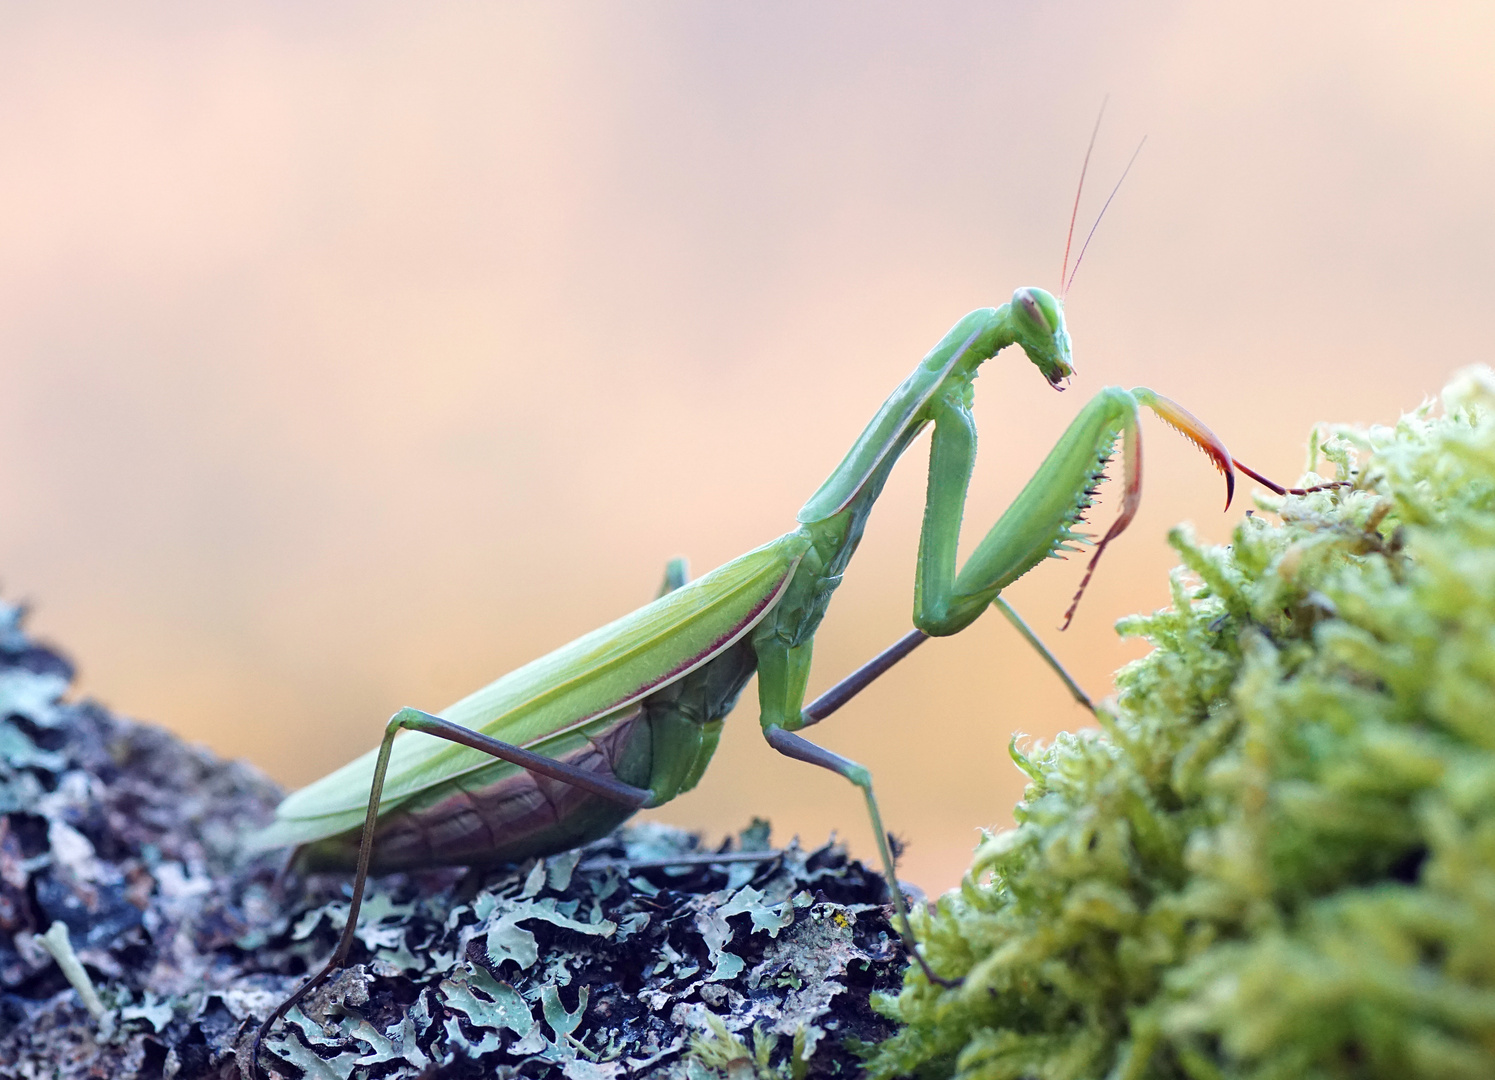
[1233,459,1350,496]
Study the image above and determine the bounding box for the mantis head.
[1010,286,1074,389]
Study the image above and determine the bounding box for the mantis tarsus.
[248,284,1318,1075]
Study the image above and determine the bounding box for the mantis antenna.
[1060,96,1108,292]
[1064,135,1146,299]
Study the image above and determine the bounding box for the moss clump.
[869,369,1495,1080]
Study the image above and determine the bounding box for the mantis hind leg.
[252,708,653,1079]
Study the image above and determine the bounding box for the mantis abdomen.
[294,637,758,874]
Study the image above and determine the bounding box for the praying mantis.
[248,287,1317,1074]
[247,141,1328,1075]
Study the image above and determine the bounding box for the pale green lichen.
[869,368,1495,1080]
[686,1013,809,1080]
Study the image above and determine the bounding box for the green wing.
[252,530,809,849]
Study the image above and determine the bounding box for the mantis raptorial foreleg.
[916,386,1226,636]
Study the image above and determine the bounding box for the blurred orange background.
[1,3,1490,893]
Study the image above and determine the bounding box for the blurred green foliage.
[868,369,1495,1080]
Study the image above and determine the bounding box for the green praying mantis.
[248,299,1319,1070]
[247,161,1329,1076]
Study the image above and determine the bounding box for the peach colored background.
[1,4,1490,893]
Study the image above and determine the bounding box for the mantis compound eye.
[1014,287,1053,334]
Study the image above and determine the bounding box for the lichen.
[869,368,1495,1080]
[255,823,904,1079]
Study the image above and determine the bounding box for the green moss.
[869,369,1495,1080]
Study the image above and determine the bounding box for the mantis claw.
[1133,389,1236,510]
[1062,389,1245,629]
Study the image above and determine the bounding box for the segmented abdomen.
[300,705,651,873]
